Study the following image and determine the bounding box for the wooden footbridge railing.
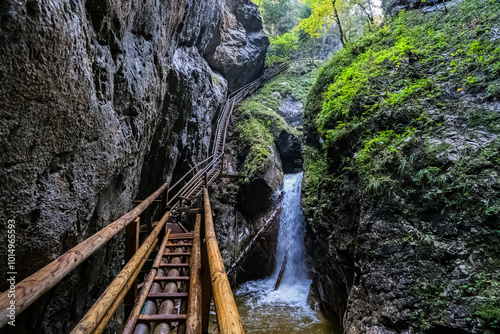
[0,64,288,333]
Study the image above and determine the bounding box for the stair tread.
[138,314,187,321]
[154,276,190,281]
[147,292,189,299]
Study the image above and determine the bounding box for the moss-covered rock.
[302,1,500,332]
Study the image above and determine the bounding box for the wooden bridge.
[0,64,288,334]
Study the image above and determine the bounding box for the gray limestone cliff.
[0,0,267,332]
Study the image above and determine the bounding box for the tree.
[256,0,302,36]
[295,0,374,47]
[266,32,299,66]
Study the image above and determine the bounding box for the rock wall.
[302,3,500,333]
[209,115,283,283]
[208,0,269,92]
[0,0,266,332]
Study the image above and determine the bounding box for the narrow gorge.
[1,0,499,333]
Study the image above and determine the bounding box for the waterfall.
[273,172,308,286]
[234,172,335,333]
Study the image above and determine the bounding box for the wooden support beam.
[186,214,202,334]
[203,188,244,334]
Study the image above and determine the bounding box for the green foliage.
[237,118,274,182]
[302,2,500,330]
[302,146,328,206]
[254,0,305,36]
[266,32,299,66]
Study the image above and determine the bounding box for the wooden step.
[169,233,194,240]
[159,263,190,268]
[166,243,193,247]
[154,276,190,281]
[147,292,189,299]
[163,252,191,256]
[138,314,187,322]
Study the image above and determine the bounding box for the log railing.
[0,181,170,329]
[203,189,245,334]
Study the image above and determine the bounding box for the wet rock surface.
[303,96,500,333]
[0,0,266,332]
[210,116,282,283]
[207,0,269,92]
[276,130,303,174]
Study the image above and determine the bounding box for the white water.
[234,173,334,333]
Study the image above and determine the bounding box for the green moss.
[236,61,318,181]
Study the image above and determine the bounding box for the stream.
[234,173,335,333]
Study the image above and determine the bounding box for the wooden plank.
[147,292,189,299]
[162,252,191,256]
[71,211,171,334]
[159,263,190,268]
[139,314,187,322]
[153,276,190,281]
[167,243,193,247]
[0,181,170,329]
[152,242,186,333]
[170,233,194,240]
[186,214,202,334]
[203,189,244,334]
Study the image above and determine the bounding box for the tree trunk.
[357,2,374,23]
[332,0,347,47]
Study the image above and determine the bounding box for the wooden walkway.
[0,64,288,333]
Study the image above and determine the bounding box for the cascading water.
[234,172,335,333]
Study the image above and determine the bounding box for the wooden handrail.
[0,181,170,329]
[71,210,172,334]
[203,188,244,334]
